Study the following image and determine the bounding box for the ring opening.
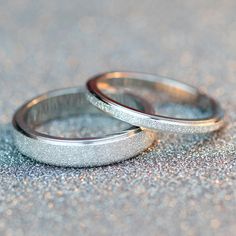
[15,89,150,139]
[93,74,221,121]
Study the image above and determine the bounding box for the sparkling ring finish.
[12,88,156,167]
[87,72,225,133]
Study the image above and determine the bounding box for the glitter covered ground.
[0,1,236,235]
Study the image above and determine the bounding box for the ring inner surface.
[24,91,145,139]
[96,77,219,120]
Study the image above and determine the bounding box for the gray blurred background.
[0,1,236,235]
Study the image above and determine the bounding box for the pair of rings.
[13,72,225,167]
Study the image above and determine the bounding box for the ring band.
[87,71,225,133]
[12,88,156,167]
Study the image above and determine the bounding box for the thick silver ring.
[12,88,156,167]
[87,72,225,133]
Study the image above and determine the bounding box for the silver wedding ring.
[12,71,225,167]
[87,71,225,134]
[12,88,156,167]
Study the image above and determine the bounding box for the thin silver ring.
[86,71,225,133]
[12,88,156,167]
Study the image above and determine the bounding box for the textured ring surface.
[12,88,156,167]
[87,71,225,134]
